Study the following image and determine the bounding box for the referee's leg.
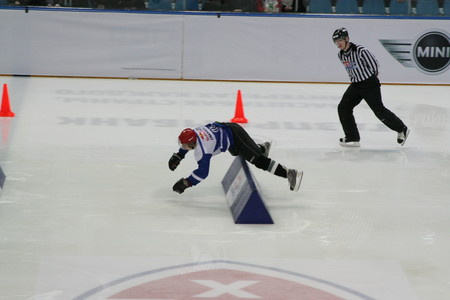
[338,84,363,141]
[362,86,406,132]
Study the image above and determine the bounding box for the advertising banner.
[183,14,450,84]
[0,9,448,84]
[0,9,184,79]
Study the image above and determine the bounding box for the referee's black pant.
[338,76,406,141]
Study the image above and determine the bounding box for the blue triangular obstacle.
[0,166,5,194]
[222,156,274,224]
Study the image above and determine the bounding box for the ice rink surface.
[0,76,449,300]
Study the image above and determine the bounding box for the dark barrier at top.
[0,0,447,16]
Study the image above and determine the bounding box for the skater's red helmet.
[178,128,197,150]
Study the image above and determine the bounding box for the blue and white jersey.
[179,123,234,186]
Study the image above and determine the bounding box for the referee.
[332,27,409,147]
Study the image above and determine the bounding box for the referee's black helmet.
[332,28,349,42]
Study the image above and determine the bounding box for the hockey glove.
[173,178,192,194]
[168,153,183,171]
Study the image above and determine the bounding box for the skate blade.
[400,128,410,146]
[339,141,360,147]
[292,171,303,192]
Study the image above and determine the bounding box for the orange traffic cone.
[0,84,15,117]
[231,90,248,123]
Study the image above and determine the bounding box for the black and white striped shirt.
[338,43,380,83]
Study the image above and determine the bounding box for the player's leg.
[223,122,262,160]
[357,0,364,13]
[384,0,391,14]
[411,0,417,14]
[331,0,338,12]
[226,123,303,191]
[437,0,445,14]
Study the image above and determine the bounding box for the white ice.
[0,77,449,300]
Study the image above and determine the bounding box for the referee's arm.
[360,49,380,76]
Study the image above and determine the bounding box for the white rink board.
[182,14,450,84]
[0,9,448,84]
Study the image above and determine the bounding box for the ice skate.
[259,141,272,157]
[397,127,410,146]
[287,169,303,192]
[339,138,360,147]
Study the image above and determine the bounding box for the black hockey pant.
[219,122,288,178]
[220,122,268,168]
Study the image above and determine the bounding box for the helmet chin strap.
[343,38,350,51]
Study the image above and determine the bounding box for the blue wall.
[1,0,448,15]
[145,0,449,15]
[148,0,199,10]
[310,0,447,15]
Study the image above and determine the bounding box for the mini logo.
[380,30,450,75]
